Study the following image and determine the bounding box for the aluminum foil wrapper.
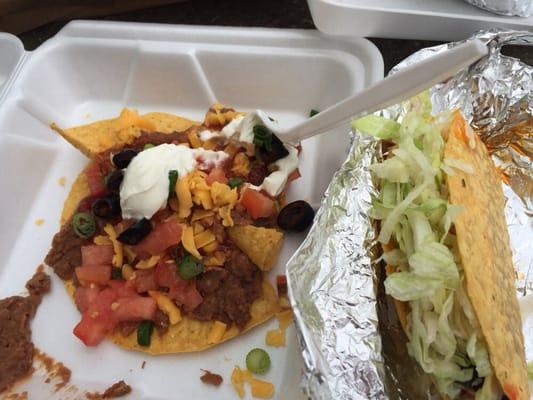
[464,0,533,17]
[287,29,532,400]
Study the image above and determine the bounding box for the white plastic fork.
[254,39,488,143]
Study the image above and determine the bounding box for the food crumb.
[84,112,92,119]
[200,370,223,387]
[35,218,45,226]
[86,380,131,399]
[58,176,67,186]
[141,361,146,369]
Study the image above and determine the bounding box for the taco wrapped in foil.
[353,94,529,399]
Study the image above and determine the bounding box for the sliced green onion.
[111,267,123,280]
[253,125,273,152]
[143,143,155,150]
[137,320,154,347]
[246,348,271,374]
[309,109,320,117]
[72,212,96,239]
[228,177,243,189]
[178,254,204,280]
[168,170,179,197]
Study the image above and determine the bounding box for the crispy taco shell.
[380,114,529,399]
[54,108,282,354]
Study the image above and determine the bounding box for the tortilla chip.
[60,170,90,225]
[228,226,283,271]
[51,109,198,159]
[109,280,280,354]
[445,115,529,399]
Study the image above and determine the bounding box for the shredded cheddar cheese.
[210,182,238,207]
[202,241,219,254]
[176,174,193,218]
[191,209,214,222]
[218,205,234,227]
[135,255,160,270]
[250,378,275,399]
[231,152,251,177]
[194,229,216,249]
[148,290,182,324]
[34,218,45,226]
[265,329,286,347]
[188,130,202,148]
[122,264,134,280]
[93,235,112,246]
[103,224,123,267]
[207,321,227,344]
[182,225,202,259]
[123,245,137,264]
[190,171,213,210]
[57,176,67,186]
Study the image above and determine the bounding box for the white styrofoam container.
[308,0,533,41]
[0,21,383,399]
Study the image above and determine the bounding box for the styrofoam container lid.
[0,21,383,399]
[308,0,533,41]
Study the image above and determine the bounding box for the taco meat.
[45,220,89,280]
[193,249,262,327]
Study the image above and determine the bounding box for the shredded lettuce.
[354,94,499,399]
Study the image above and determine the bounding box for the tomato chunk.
[108,280,138,298]
[134,269,158,293]
[73,288,117,346]
[75,265,112,285]
[85,162,106,197]
[74,285,100,313]
[113,296,157,322]
[134,219,183,256]
[206,167,228,185]
[240,187,277,219]
[168,278,203,312]
[154,259,178,288]
[81,245,114,266]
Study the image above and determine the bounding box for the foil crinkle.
[287,30,532,400]
[464,0,533,17]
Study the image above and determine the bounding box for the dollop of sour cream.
[249,145,299,197]
[120,144,228,220]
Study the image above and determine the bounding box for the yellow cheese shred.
[182,225,202,259]
[135,255,160,270]
[103,224,123,267]
[148,291,182,325]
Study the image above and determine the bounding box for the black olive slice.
[92,196,121,219]
[112,149,138,169]
[117,218,152,245]
[277,200,314,232]
[105,170,124,192]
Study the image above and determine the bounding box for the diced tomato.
[81,245,114,266]
[74,285,100,313]
[73,288,117,346]
[134,269,158,293]
[75,265,112,285]
[108,280,138,298]
[73,313,110,346]
[85,162,106,197]
[287,168,301,183]
[240,187,277,219]
[113,296,157,322]
[168,278,203,312]
[134,219,183,256]
[154,259,179,288]
[206,167,228,185]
